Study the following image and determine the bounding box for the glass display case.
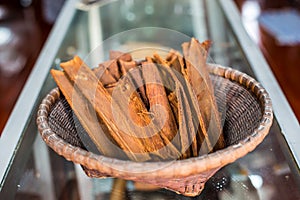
[0,0,299,199]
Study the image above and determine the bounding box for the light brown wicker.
[36,64,273,197]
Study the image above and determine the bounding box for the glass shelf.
[1,0,299,199]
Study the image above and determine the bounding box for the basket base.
[83,165,220,197]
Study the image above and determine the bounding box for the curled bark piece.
[52,37,226,162]
[93,51,133,94]
[166,49,185,73]
[168,92,179,124]
[109,50,132,62]
[50,70,127,159]
[60,56,151,161]
[61,56,181,161]
[117,59,150,126]
[152,54,192,157]
[94,60,120,84]
[118,60,137,75]
[118,61,149,108]
[142,61,181,151]
[93,60,119,95]
[182,38,225,151]
[93,51,133,92]
[152,54,210,158]
[112,74,181,160]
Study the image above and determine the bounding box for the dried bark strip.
[119,61,149,108]
[164,65,202,158]
[60,56,150,161]
[112,75,182,159]
[182,38,225,151]
[117,57,179,157]
[93,50,133,87]
[176,85,196,159]
[152,54,191,157]
[109,50,132,62]
[94,59,120,86]
[152,54,208,158]
[167,92,179,124]
[112,73,181,160]
[50,70,127,159]
[166,49,185,73]
[118,60,137,75]
[142,61,181,152]
[60,56,181,160]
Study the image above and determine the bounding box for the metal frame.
[218,0,300,167]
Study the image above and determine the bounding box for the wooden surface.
[259,26,300,121]
[235,0,300,121]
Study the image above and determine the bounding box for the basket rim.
[36,64,273,179]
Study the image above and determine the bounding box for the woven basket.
[36,64,273,197]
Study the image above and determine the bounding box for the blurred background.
[0,0,299,134]
[0,0,64,133]
[234,0,300,122]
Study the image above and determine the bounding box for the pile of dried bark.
[51,38,225,162]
